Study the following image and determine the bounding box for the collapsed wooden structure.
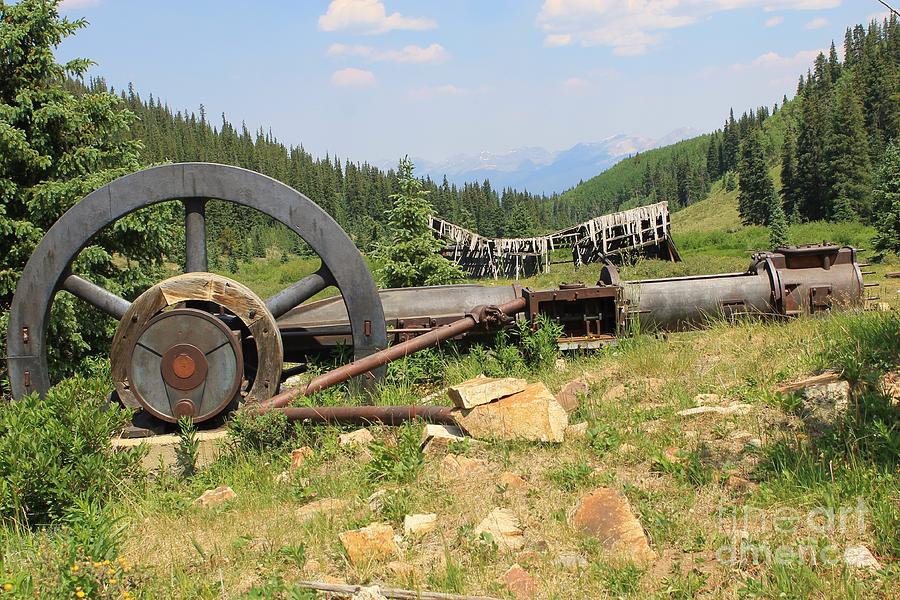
[428,201,681,279]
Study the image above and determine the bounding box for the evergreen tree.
[737,130,777,226]
[873,140,900,257]
[768,200,789,249]
[825,78,871,220]
[0,0,175,378]
[780,123,800,221]
[375,158,464,288]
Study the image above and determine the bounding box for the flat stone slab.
[448,375,527,409]
[452,382,567,443]
[338,523,399,566]
[475,507,525,551]
[572,487,655,563]
[556,380,589,413]
[113,428,228,471]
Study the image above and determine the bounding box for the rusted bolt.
[23,371,30,387]
[131,314,139,322]
[248,309,257,319]
[21,327,29,344]
[364,320,372,336]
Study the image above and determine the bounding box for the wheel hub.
[125,308,243,423]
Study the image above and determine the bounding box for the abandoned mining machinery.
[6,163,870,433]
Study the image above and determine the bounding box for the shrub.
[515,314,564,372]
[0,375,143,527]
[227,410,292,454]
[366,422,423,484]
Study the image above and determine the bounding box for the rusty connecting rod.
[254,297,527,418]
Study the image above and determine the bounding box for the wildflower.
[108,579,117,585]
[76,591,86,599]
[70,565,80,573]
[102,560,110,566]
[92,562,101,568]
[3,583,12,592]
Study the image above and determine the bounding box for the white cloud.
[804,16,828,29]
[319,0,436,34]
[328,43,449,64]
[330,68,376,87]
[537,1,841,56]
[730,48,823,71]
[765,16,784,26]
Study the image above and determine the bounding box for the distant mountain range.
[395,128,700,195]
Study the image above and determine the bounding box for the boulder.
[843,544,881,570]
[440,454,489,480]
[193,486,236,507]
[297,498,349,524]
[351,585,388,600]
[499,471,532,490]
[290,446,314,470]
[338,523,400,566]
[447,375,527,409]
[339,428,374,448]
[881,371,899,407]
[498,564,538,599]
[777,374,851,430]
[572,487,655,563]
[556,380,589,413]
[452,382,568,443]
[420,424,466,455]
[403,513,437,536]
[475,508,525,551]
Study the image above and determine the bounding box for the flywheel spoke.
[61,273,131,320]
[184,198,208,273]
[265,264,334,319]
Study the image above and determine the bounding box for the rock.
[447,375,527,409]
[555,552,589,571]
[338,523,400,566]
[556,380,589,413]
[777,376,851,430]
[274,470,292,484]
[843,544,881,570]
[694,393,721,405]
[475,508,525,551]
[420,424,466,455]
[498,564,538,599]
[886,271,900,278]
[290,446,314,470]
[746,438,763,448]
[339,428,374,448]
[452,382,568,443]
[386,560,420,581]
[351,585,388,600]
[572,487,655,563]
[881,372,899,407]
[555,358,567,371]
[677,403,751,417]
[602,383,626,402]
[565,421,589,440]
[193,486,236,507]
[297,498,349,523]
[302,558,321,575]
[499,471,531,490]
[403,513,437,536]
[366,489,388,512]
[618,443,636,455]
[440,454,489,480]
[724,474,757,494]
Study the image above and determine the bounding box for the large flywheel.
[7,163,387,423]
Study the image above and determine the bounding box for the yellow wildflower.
[108,579,117,585]
[70,565,79,573]
[76,592,86,599]
[92,562,101,568]
[102,560,110,566]
[3,583,13,592]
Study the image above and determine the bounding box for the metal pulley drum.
[6,163,387,424]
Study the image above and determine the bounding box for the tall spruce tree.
[375,158,464,288]
[0,0,175,381]
[873,140,900,257]
[825,78,871,220]
[780,124,800,221]
[737,130,777,226]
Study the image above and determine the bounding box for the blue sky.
[58,1,890,163]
